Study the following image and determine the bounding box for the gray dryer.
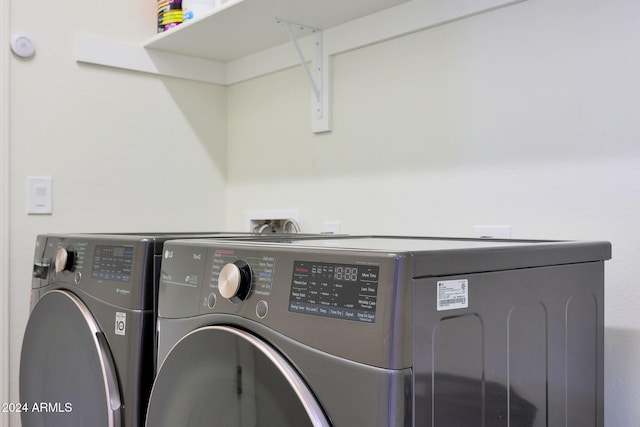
[145,236,610,427]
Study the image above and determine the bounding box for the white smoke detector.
[11,34,36,58]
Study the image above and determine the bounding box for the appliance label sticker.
[437,279,469,311]
[115,312,126,336]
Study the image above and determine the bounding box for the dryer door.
[146,325,330,427]
[20,290,122,427]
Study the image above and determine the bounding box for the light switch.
[28,177,52,214]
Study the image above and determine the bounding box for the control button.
[218,260,252,303]
[54,248,75,273]
[256,300,268,319]
[74,271,82,285]
[207,292,217,309]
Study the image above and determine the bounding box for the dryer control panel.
[158,239,412,369]
[158,242,392,324]
[288,261,379,323]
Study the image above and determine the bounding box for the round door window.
[19,290,122,427]
[146,326,330,427]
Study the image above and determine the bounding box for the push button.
[207,292,217,309]
[256,300,268,319]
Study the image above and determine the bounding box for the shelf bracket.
[277,18,331,133]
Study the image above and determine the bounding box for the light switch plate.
[28,177,52,214]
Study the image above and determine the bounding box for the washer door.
[20,290,122,427]
[146,325,330,427]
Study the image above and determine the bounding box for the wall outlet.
[474,225,512,239]
[246,209,300,233]
[322,221,341,234]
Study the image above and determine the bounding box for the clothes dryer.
[145,236,610,427]
[20,232,331,427]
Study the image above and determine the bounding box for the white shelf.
[77,0,527,132]
[78,0,526,85]
[145,0,408,62]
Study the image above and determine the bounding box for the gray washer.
[146,236,611,427]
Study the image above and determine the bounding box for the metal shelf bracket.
[277,18,331,133]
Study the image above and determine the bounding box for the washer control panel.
[90,244,134,282]
[32,238,90,287]
[31,234,154,310]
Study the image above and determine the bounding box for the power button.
[207,292,217,309]
[256,300,268,319]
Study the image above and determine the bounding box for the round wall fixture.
[11,34,36,58]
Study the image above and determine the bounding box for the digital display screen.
[91,245,134,282]
[288,261,379,323]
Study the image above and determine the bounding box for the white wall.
[1,0,11,424]
[226,0,640,424]
[6,0,227,425]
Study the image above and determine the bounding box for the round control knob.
[218,260,251,303]
[54,248,75,273]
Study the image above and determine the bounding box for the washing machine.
[19,232,333,427]
[145,235,610,427]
